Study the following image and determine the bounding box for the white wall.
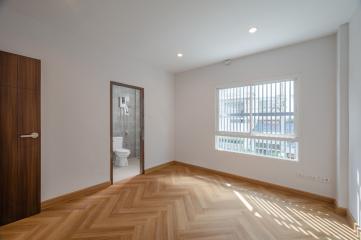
[175,35,337,198]
[0,9,175,201]
[348,5,361,224]
[336,24,349,208]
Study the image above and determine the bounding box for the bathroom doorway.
[110,82,144,183]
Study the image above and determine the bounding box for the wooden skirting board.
[41,162,176,210]
[347,210,361,238]
[334,200,348,216]
[41,161,347,218]
[41,181,111,210]
[41,161,175,210]
[144,161,177,174]
[173,161,334,202]
[146,160,349,217]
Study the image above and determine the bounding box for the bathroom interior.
[112,84,141,182]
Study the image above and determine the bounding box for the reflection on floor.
[113,157,140,182]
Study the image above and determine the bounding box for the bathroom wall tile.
[112,85,141,158]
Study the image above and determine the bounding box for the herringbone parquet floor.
[0,164,357,240]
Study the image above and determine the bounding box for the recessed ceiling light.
[177,53,183,58]
[248,27,258,34]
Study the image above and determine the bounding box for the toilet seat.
[114,148,130,154]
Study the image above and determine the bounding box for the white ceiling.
[1,0,359,73]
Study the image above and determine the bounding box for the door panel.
[0,53,41,226]
[0,51,17,88]
[0,87,22,225]
[17,56,40,91]
[17,88,41,216]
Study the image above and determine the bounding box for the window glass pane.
[251,80,295,136]
[215,136,298,161]
[218,86,251,133]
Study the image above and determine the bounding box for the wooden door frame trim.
[110,81,145,184]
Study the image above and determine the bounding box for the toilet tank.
[113,137,123,150]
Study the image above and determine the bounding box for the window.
[215,79,298,161]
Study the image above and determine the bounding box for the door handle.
[20,132,39,139]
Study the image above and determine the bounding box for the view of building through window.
[216,80,298,160]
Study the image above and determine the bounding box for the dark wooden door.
[0,51,41,226]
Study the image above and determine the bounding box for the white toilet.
[113,137,131,167]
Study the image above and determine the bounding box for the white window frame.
[215,77,299,160]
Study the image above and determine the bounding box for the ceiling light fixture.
[177,53,183,58]
[248,27,258,34]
